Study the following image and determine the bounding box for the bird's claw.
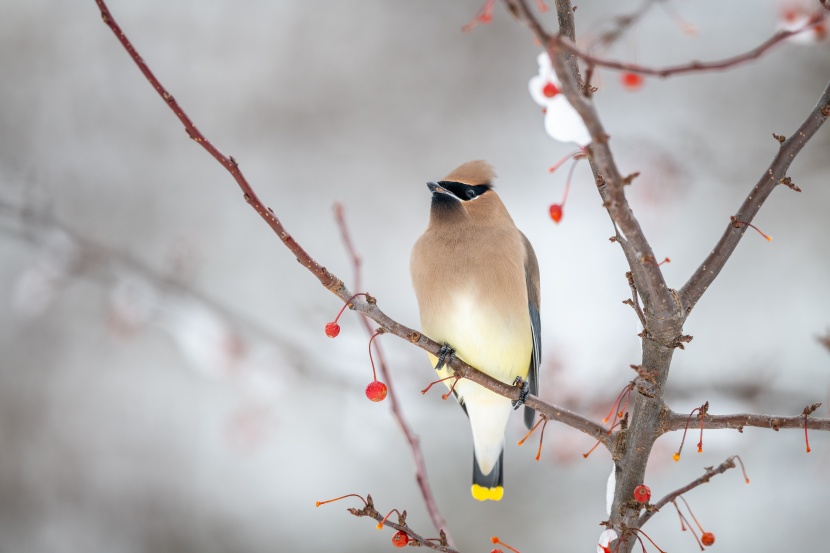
[512,376,529,410]
[435,344,456,371]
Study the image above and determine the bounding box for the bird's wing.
[521,232,541,429]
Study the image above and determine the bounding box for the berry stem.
[315,493,367,508]
[548,149,583,174]
[674,406,701,461]
[420,374,459,396]
[672,499,705,550]
[377,508,404,530]
[517,417,545,446]
[584,420,622,458]
[462,0,496,32]
[490,536,521,553]
[734,455,751,484]
[367,328,385,381]
[630,529,667,553]
[730,216,773,241]
[602,382,633,424]
[678,496,706,534]
[440,376,462,400]
[535,418,549,461]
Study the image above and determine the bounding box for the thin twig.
[333,204,454,545]
[623,271,646,328]
[541,8,825,78]
[663,408,830,433]
[680,80,830,313]
[590,0,660,50]
[639,456,739,527]
[335,493,459,553]
[93,0,338,291]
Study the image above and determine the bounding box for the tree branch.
[680,80,830,312]
[93,0,608,448]
[663,406,830,433]
[326,493,460,553]
[638,456,742,527]
[548,12,826,78]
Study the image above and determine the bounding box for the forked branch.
[638,456,745,527]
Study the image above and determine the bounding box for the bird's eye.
[465,189,476,199]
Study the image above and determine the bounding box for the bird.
[410,160,541,501]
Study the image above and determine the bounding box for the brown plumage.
[411,160,541,501]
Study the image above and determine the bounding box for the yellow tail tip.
[471,484,504,501]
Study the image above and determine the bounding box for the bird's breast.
[420,288,532,386]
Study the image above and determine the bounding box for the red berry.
[620,72,644,90]
[365,380,388,402]
[542,81,560,98]
[633,484,651,503]
[325,322,340,338]
[549,203,563,223]
[701,532,715,546]
[392,531,409,548]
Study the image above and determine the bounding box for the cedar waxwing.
[411,160,541,501]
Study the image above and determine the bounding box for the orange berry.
[620,72,644,90]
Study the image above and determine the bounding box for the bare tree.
[5,1,826,552]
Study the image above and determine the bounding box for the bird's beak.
[427,181,451,195]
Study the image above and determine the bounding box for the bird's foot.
[435,344,456,371]
[511,376,529,410]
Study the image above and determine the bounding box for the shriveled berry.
[366,380,388,402]
[325,322,340,338]
[392,530,409,547]
[633,484,651,503]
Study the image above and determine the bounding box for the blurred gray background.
[1,1,829,552]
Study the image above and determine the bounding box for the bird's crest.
[442,160,496,186]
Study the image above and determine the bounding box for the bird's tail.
[471,448,504,501]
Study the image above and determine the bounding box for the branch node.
[821,104,830,117]
[622,171,641,185]
[595,174,606,187]
[778,176,801,192]
[325,276,344,293]
[770,418,781,431]
[408,331,422,343]
[635,379,658,399]
[673,334,693,349]
[771,132,786,143]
